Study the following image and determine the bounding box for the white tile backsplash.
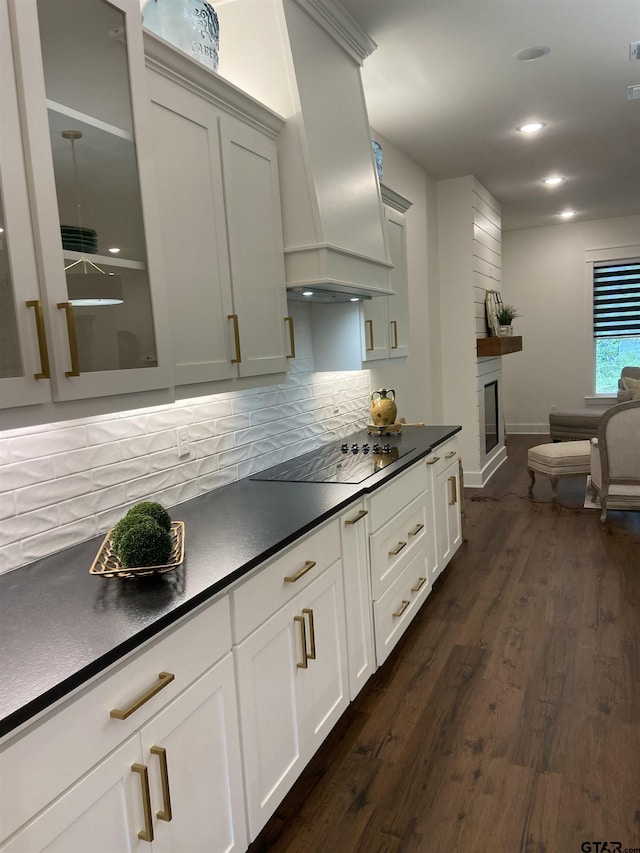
[0,304,371,573]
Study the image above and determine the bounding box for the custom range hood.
[217,0,394,301]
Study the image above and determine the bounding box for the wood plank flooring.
[248,435,640,853]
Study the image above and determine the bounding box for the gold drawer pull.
[389,541,407,557]
[151,746,172,822]
[57,301,80,376]
[411,576,427,593]
[302,607,316,660]
[408,523,424,537]
[426,456,439,466]
[110,671,175,720]
[132,763,154,842]
[26,300,51,379]
[449,476,458,505]
[294,614,308,668]
[284,560,316,583]
[445,450,457,459]
[285,316,295,358]
[227,313,242,363]
[365,319,374,351]
[345,509,368,525]
[390,319,398,349]
[392,600,410,618]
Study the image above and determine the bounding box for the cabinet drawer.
[231,520,340,643]
[366,461,427,531]
[369,492,429,600]
[0,595,231,842]
[425,437,459,477]
[373,547,431,665]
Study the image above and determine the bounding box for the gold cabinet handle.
[284,316,295,358]
[132,763,154,842]
[227,314,241,363]
[392,600,410,618]
[445,450,457,459]
[426,456,440,466]
[294,614,308,668]
[57,302,80,376]
[110,671,175,720]
[150,746,172,822]
[411,576,427,593]
[390,319,398,349]
[302,607,316,660]
[284,559,316,583]
[449,475,458,505]
[365,319,374,351]
[389,541,407,557]
[344,509,368,525]
[25,300,51,379]
[408,523,424,537]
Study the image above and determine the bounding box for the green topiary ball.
[117,518,173,568]
[111,514,141,553]
[125,501,172,532]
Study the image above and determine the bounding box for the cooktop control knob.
[351,444,359,454]
[372,444,380,454]
[383,444,392,454]
[362,443,370,454]
[341,444,348,453]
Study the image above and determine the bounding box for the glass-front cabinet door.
[0,0,53,408]
[8,0,171,402]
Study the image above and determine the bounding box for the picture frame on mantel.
[485,289,503,337]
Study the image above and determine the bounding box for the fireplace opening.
[484,380,499,454]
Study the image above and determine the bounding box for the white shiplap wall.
[0,303,371,574]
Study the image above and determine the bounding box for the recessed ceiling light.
[302,290,314,296]
[517,122,545,134]
[543,175,565,186]
[108,247,121,254]
[350,297,360,302]
[515,46,550,62]
[559,209,576,219]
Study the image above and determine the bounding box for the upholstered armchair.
[590,400,640,522]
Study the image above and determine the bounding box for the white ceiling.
[339,0,640,231]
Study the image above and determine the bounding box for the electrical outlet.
[176,428,190,458]
[630,41,640,61]
[332,392,340,415]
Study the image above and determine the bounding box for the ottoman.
[548,408,602,441]
[527,440,591,502]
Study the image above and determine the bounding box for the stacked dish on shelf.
[60,225,98,253]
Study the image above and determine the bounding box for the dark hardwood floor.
[248,435,640,853]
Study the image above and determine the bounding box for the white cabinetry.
[366,462,435,665]
[145,35,290,388]
[232,521,348,841]
[426,436,463,579]
[362,202,411,362]
[4,0,172,406]
[0,597,246,853]
[339,501,375,699]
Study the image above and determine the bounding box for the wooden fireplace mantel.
[476,335,523,357]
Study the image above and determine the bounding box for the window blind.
[593,261,640,338]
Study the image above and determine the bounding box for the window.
[593,260,640,394]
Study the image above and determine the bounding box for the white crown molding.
[291,0,377,65]
[143,31,284,140]
[380,184,413,214]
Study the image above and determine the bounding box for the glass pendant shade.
[67,272,123,306]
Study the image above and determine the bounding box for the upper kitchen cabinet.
[0,0,52,408]
[5,0,172,406]
[144,34,290,387]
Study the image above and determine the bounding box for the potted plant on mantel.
[495,304,520,336]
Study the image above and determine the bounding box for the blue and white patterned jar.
[141,0,219,71]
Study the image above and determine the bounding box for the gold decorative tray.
[90,521,185,578]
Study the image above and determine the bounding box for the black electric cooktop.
[250,441,415,484]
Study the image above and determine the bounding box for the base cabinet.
[234,558,348,841]
[430,438,463,577]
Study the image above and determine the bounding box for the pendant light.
[62,130,124,306]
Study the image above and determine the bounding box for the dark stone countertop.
[0,425,460,740]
